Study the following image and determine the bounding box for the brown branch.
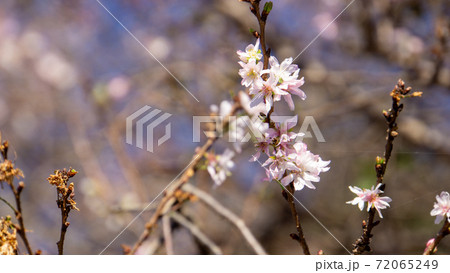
[352,79,422,255]
[162,215,174,255]
[245,0,273,122]
[48,168,79,255]
[57,203,70,255]
[11,181,33,255]
[0,137,33,255]
[284,183,310,255]
[248,0,271,70]
[423,220,450,255]
[169,211,223,255]
[182,183,266,255]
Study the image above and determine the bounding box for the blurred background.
[0,0,449,254]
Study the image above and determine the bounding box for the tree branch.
[182,183,266,255]
[284,183,310,255]
[352,79,422,254]
[170,211,223,255]
[423,220,450,255]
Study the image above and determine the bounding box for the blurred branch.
[182,183,266,255]
[162,215,174,255]
[129,102,242,254]
[169,211,223,255]
[110,203,158,214]
[429,13,449,85]
[66,106,113,201]
[106,123,147,202]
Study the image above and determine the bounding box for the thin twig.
[48,168,79,255]
[249,0,271,70]
[169,211,223,255]
[182,183,266,255]
[10,180,33,255]
[0,196,17,214]
[284,183,310,255]
[423,220,450,255]
[352,79,422,254]
[57,203,70,255]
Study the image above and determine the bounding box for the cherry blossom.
[239,58,263,87]
[280,142,330,191]
[235,40,330,192]
[207,149,235,186]
[266,116,303,153]
[238,91,267,116]
[264,56,306,110]
[249,72,288,113]
[263,150,297,181]
[430,191,450,224]
[237,38,262,63]
[210,100,233,118]
[251,133,272,162]
[346,183,392,218]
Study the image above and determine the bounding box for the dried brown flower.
[47,168,79,211]
[0,217,18,255]
[47,168,79,254]
[0,160,24,187]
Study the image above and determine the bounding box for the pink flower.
[281,76,306,110]
[430,191,450,224]
[263,56,306,110]
[251,133,272,162]
[263,150,297,181]
[207,149,235,186]
[347,183,392,218]
[239,58,263,87]
[238,91,267,116]
[280,142,330,191]
[266,116,303,153]
[237,39,262,63]
[265,56,299,82]
[249,73,288,113]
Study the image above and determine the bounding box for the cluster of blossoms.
[205,39,330,189]
[257,119,330,191]
[237,39,330,191]
[237,39,306,113]
[346,183,392,218]
[430,191,450,224]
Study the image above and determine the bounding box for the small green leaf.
[263,1,273,14]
